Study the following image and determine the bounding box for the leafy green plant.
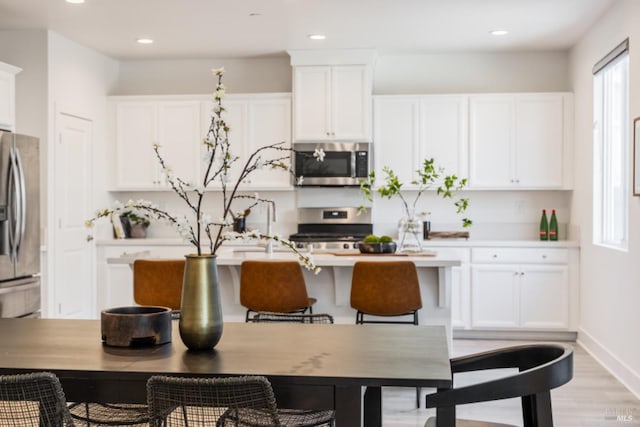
[379,235,393,243]
[360,158,472,228]
[121,210,151,227]
[363,234,380,243]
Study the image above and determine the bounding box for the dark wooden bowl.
[101,306,172,347]
[358,241,397,254]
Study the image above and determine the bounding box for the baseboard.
[578,327,640,399]
[453,329,577,341]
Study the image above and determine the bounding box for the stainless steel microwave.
[293,141,372,186]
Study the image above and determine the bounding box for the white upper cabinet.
[373,96,421,184]
[469,93,572,189]
[112,98,201,190]
[0,62,22,132]
[419,95,468,180]
[246,96,292,188]
[373,95,468,187]
[201,93,292,190]
[293,65,372,141]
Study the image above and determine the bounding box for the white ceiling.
[0,0,616,60]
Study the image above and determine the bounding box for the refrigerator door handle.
[14,144,26,260]
[7,145,20,264]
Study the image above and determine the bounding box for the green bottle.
[549,209,558,241]
[539,209,548,241]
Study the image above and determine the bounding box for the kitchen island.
[105,247,461,347]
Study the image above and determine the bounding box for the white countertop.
[97,237,580,249]
[107,247,462,268]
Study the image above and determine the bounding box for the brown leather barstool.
[133,259,185,310]
[240,260,317,322]
[350,260,422,324]
[350,260,423,407]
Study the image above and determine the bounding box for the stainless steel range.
[289,207,372,251]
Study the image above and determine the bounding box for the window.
[593,39,629,249]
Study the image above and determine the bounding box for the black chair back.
[425,344,573,427]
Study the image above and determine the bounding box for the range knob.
[295,242,304,249]
[343,243,350,249]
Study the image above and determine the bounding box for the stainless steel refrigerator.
[0,131,40,318]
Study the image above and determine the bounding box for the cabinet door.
[515,94,564,188]
[115,102,159,189]
[331,65,371,141]
[157,101,201,188]
[451,264,470,329]
[0,70,15,131]
[468,95,515,188]
[293,66,331,140]
[520,265,569,329]
[219,99,249,186]
[471,264,519,328]
[373,96,420,184]
[420,95,468,180]
[245,97,292,188]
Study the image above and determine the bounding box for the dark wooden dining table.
[0,318,452,426]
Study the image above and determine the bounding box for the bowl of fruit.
[358,234,397,254]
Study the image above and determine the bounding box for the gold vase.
[179,254,223,350]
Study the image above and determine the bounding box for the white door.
[246,96,292,188]
[470,264,519,328]
[157,101,201,187]
[115,102,158,188]
[331,65,371,140]
[420,95,468,180]
[515,94,564,188]
[468,95,515,188]
[373,96,420,184]
[293,66,331,140]
[54,113,94,318]
[519,265,569,329]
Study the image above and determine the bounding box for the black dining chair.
[147,375,335,426]
[424,343,574,427]
[0,372,75,426]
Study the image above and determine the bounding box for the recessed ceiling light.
[136,38,154,45]
[308,34,326,41]
[490,30,509,36]
[66,0,85,3]
[249,12,262,17]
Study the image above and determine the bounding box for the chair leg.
[522,391,553,427]
[245,309,252,322]
[416,386,421,408]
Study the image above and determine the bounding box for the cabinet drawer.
[471,247,568,264]
[424,247,470,263]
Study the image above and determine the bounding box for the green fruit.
[363,234,380,243]
[379,235,393,243]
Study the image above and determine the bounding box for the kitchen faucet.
[265,201,276,254]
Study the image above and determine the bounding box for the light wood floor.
[382,339,640,426]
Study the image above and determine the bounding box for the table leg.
[335,385,363,426]
[363,386,382,427]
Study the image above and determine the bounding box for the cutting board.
[328,250,438,257]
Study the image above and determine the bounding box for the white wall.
[0,30,48,230]
[569,0,640,398]
[46,32,119,317]
[374,52,571,94]
[113,57,291,95]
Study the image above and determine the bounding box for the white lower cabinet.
[470,248,570,330]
